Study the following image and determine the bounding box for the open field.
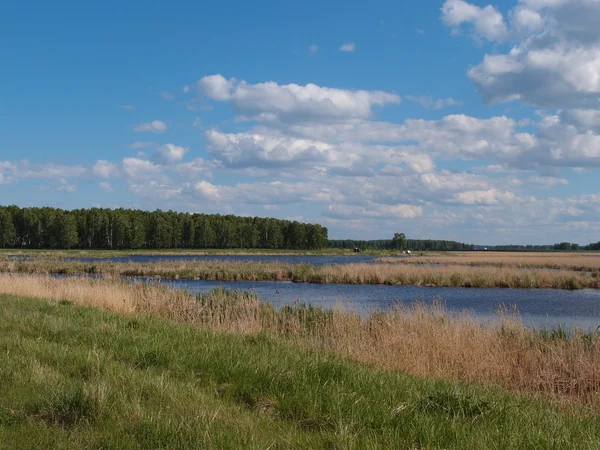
[2,274,600,405]
[377,251,600,272]
[3,278,600,448]
[1,257,599,289]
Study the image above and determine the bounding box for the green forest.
[328,239,477,251]
[0,206,328,250]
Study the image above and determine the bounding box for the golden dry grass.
[1,258,599,289]
[3,273,600,405]
[377,251,600,272]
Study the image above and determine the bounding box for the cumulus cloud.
[173,158,213,179]
[528,175,569,187]
[441,0,509,42]
[99,181,113,192]
[326,203,422,219]
[453,189,515,205]
[57,179,77,193]
[93,160,119,178]
[15,162,87,179]
[133,120,168,133]
[194,180,221,201]
[197,74,400,122]
[448,0,600,108]
[122,158,162,179]
[205,130,338,168]
[154,144,189,164]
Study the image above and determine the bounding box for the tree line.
[0,206,328,250]
[328,238,477,251]
[479,243,587,251]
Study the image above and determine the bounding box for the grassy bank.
[1,258,599,289]
[2,274,600,406]
[3,291,600,449]
[377,251,600,272]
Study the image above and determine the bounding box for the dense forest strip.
[329,238,477,251]
[0,206,327,250]
[330,239,600,251]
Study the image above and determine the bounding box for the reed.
[3,273,600,404]
[377,251,600,272]
[1,258,599,289]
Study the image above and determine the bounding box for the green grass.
[2,295,600,449]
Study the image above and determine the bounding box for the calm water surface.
[145,278,600,330]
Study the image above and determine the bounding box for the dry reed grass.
[3,273,600,404]
[377,251,600,272]
[1,258,598,289]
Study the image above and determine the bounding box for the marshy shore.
[2,273,600,404]
[3,273,600,448]
[1,256,600,290]
[377,251,600,272]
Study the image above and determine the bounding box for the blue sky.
[2,0,600,245]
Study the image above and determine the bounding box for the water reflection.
[146,278,600,331]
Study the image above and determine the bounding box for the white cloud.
[339,42,356,52]
[172,158,213,179]
[441,0,508,42]
[122,158,162,179]
[194,180,221,201]
[198,75,236,101]
[197,74,400,122]
[93,160,119,178]
[453,189,515,205]
[17,162,87,179]
[159,91,175,100]
[129,181,182,200]
[99,181,113,192]
[154,144,189,164]
[326,203,423,219]
[456,0,600,108]
[0,162,17,184]
[528,175,569,187]
[133,120,168,133]
[57,179,77,193]
[206,130,336,168]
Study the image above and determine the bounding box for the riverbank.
[2,274,600,405]
[1,258,599,289]
[377,251,600,272]
[2,279,600,448]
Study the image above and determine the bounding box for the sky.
[1,0,600,245]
